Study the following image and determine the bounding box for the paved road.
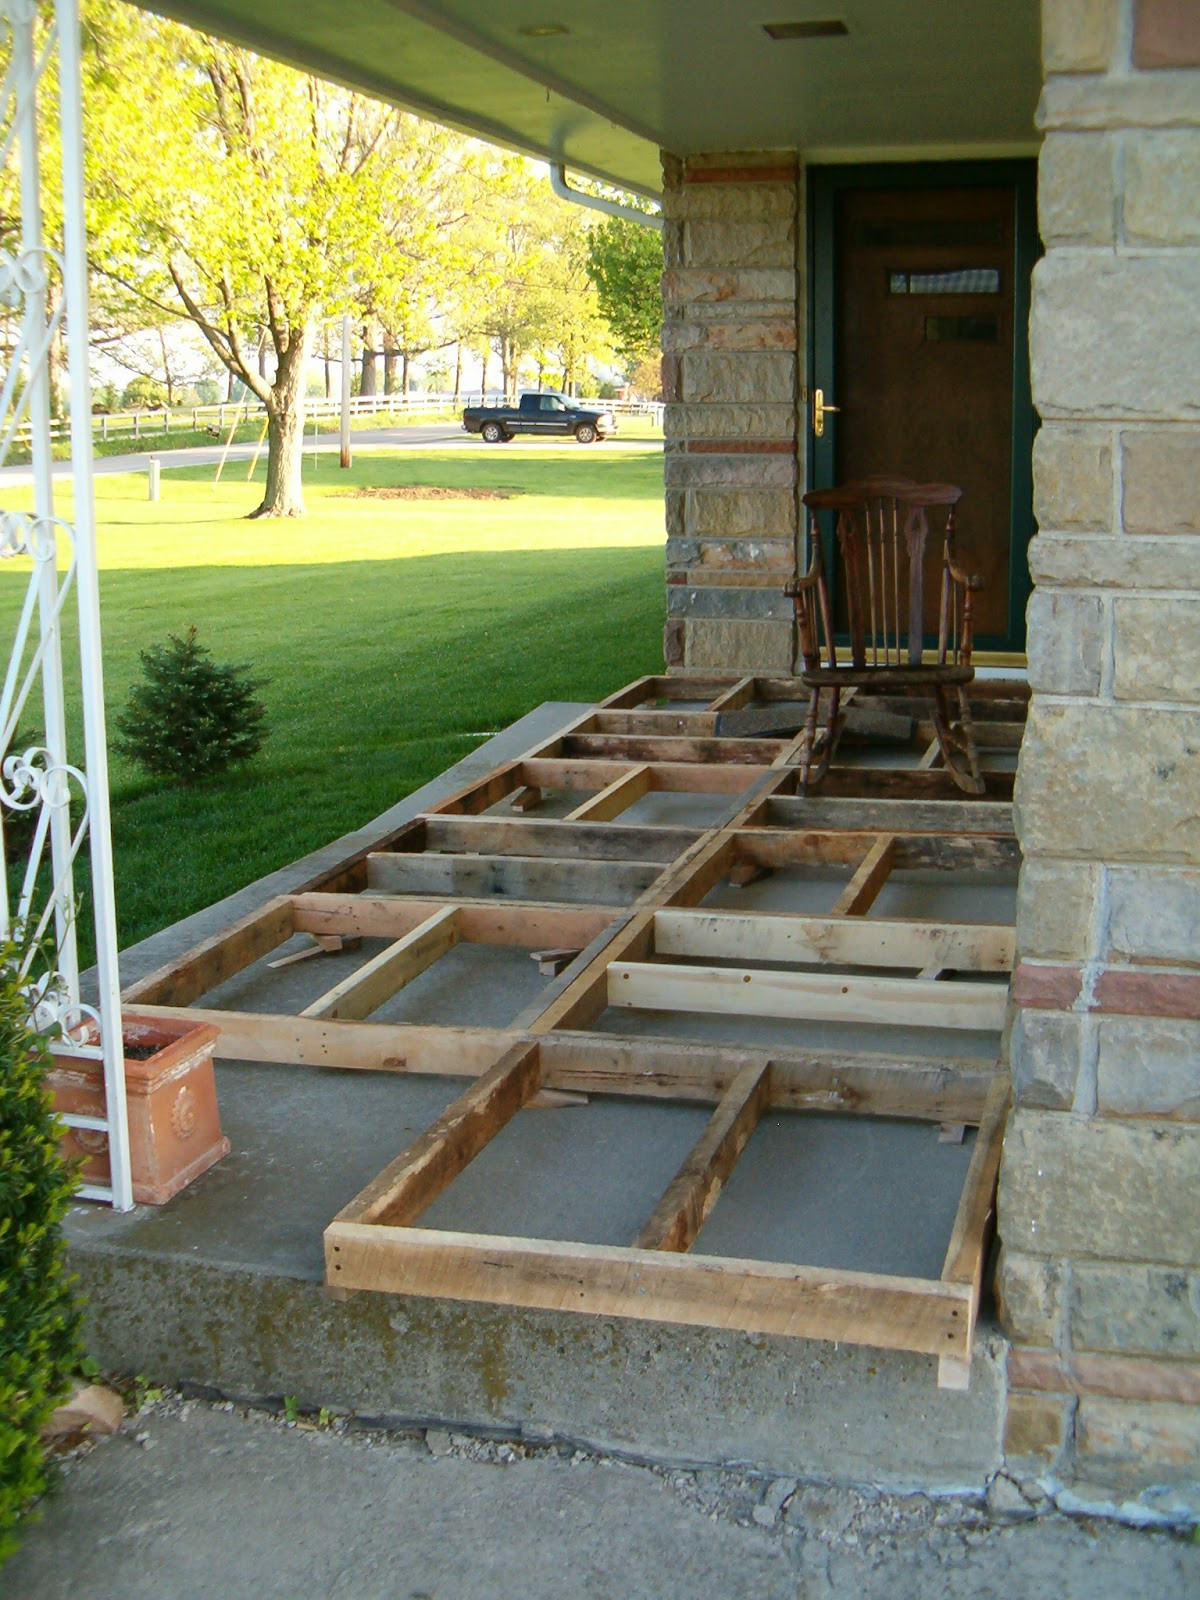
[5,1399,1196,1600]
[0,425,657,488]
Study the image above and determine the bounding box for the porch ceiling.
[136,0,1041,199]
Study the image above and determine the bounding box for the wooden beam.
[608,961,1008,1032]
[705,676,757,712]
[811,766,1016,801]
[324,1223,972,1362]
[652,910,1015,973]
[831,836,896,916]
[420,816,698,864]
[762,795,1016,838]
[128,1006,517,1076]
[121,896,294,1008]
[365,851,662,905]
[736,825,1020,876]
[635,1060,770,1252]
[301,906,461,1022]
[128,1004,998,1122]
[564,731,790,766]
[937,1076,1010,1389]
[522,757,762,796]
[564,764,654,823]
[332,1041,542,1228]
[292,893,615,952]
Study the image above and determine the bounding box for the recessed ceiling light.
[763,20,849,41]
[518,23,570,37]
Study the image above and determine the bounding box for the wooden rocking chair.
[785,477,986,795]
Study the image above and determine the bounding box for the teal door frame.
[807,159,1039,653]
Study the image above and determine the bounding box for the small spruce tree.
[0,941,83,1562]
[114,626,268,784]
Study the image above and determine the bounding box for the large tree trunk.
[383,347,398,394]
[360,323,378,397]
[401,351,410,396]
[250,322,311,518]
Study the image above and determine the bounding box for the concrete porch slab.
[67,700,1011,1492]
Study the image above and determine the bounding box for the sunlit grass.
[0,444,666,952]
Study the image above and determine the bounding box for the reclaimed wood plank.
[420,815,697,864]
[652,911,1015,972]
[565,765,654,823]
[323,1223,973,1361]
[634,1061,770,1252]
[332,1041,542,1227]
[831,835,896,916]
[301,906,461,1022]
[121,896,295,1007]
[365,852,662,905]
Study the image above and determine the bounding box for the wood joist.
[123,670,1026,1385]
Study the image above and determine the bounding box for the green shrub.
[114,626,269,784]
[0,941,83,1564]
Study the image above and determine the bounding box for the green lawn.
[0,442,666,954]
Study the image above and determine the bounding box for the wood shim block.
[530,947,582,977]
[938,1123,967,1144]
[608,961,1008,1032]
[635,1060,769,1252]
[267,934,362,970]
[653,910,1015,973]
[324,1223,973,1361]
[510,785,543,812]
[301,906,461,1022]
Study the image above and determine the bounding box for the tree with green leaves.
[81,7,410,516]
[584,215,664,372]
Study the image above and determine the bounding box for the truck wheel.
[574,422,597,444]
[481,421,505,443]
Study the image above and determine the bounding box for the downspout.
[549,163,663,230]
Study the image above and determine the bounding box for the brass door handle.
[813,388,840,437]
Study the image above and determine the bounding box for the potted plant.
[48,1011,229,1205]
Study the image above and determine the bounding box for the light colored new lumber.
[652,910,1015,973]
[292,893,615,952]
[129,1006,516,1077]
[509,785,543,812]
[301,906,461,1022]
[635,1061,770,1252]
[323,1223,972,1362]
[121,896,294,1007]
[916,738,942,770]
[364,851,661,905]
[608,962,1007,1032]
[831,835,896,916]
[333,1040,542,1228]
[564,764,654,823]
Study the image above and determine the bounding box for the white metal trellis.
[2,0,131,1208]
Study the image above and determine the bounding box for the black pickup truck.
[462,391,617,443]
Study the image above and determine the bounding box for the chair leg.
[932,685,985,795]
[800,687,839,789]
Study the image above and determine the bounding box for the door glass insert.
[889,268,1001,295]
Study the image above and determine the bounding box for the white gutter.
[550,163,662,230]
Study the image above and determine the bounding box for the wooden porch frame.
[122,671,1023,1388]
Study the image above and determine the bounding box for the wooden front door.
[809,164,1037,652]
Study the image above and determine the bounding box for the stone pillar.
[660,152,802,676]
[997,0,1200,1512]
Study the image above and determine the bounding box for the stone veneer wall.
[660,152,803,676]
[997,0,1200,1512]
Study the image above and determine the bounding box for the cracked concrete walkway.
[6,1400,1196,1599]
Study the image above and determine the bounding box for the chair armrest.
[945,557,985,592]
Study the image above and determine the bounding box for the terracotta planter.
[49,1012,229,1205]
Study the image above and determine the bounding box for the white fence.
[11,390,664,451]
